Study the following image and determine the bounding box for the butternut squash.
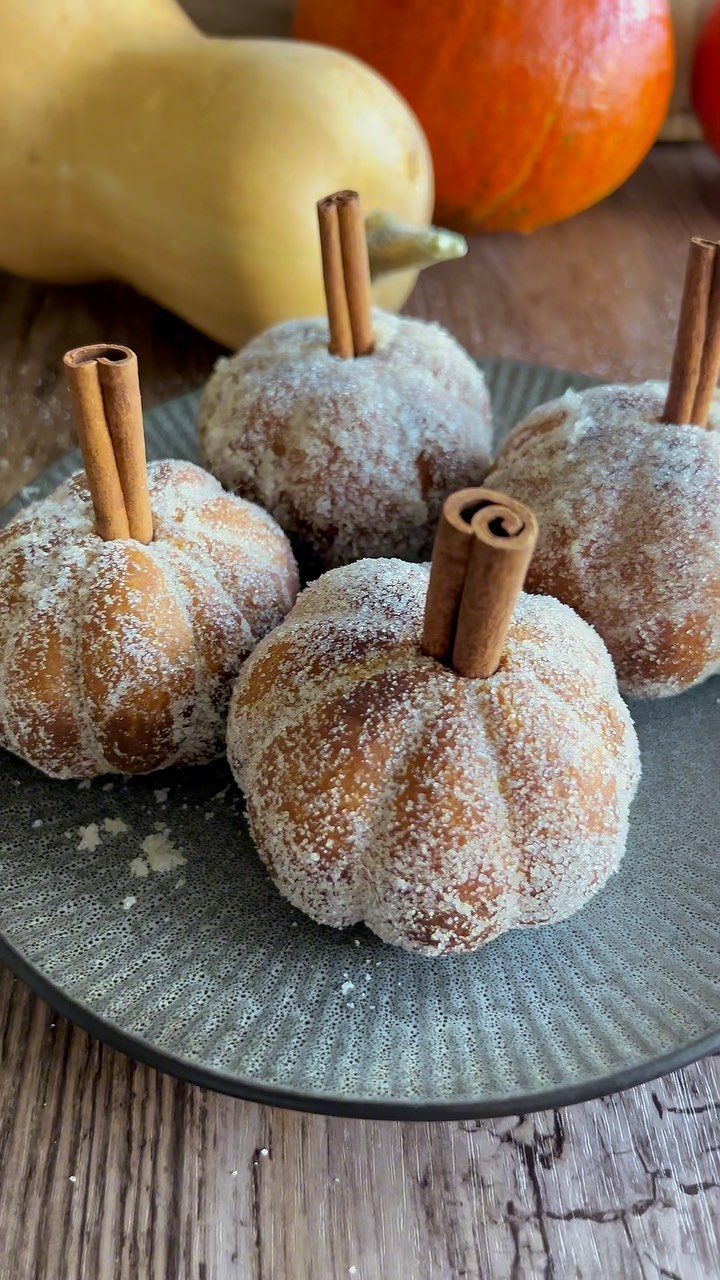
[0,0,456,348]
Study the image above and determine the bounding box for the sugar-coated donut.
[199,311,492,572]
[228,558,640,955]
[487,382,720,698]
[0,460,299,778]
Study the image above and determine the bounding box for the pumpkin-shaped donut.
[201,192,492,575]
[199,310,492,573]
[228,555,640,955]
[487,382,720,698]
[0,460,299,779]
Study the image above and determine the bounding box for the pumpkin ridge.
[480,668,627,926]
[418,0,494,131]
[516,659,638,810]
[2,532,102,775]
[479,26,593,226]
[158,533,253,645]
[237,628,434,783]
[79,541,177,773]
[66,539,113,776]
[471,97,565,224]
[468,674,525,910]
[0,542,32,762]
[147,540,218,769]
[351,677,439,927]
[357,677,522,951]
[511,649,628,766]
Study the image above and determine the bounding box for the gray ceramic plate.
[1,360,719,1120]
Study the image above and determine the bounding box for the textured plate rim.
[1,928,718,1119]
[2,358,718,1119]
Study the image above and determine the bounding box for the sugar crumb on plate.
[103,817,128,835]
[77,823,101,852]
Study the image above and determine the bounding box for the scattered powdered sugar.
[129,830,185,879]
[199,311,492,572]
[154,788,169,805]
[140,831,186,873]
[103,817,128,835]
[228,558,640,956]
[77,823,101,852]
[0,460,299,780]
[488,382,720,698]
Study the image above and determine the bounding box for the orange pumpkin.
[294,0,675,234]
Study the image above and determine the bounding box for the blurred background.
[1,0,719,504]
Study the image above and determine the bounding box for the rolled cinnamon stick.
[691,243,720,429]
[64,347,130,541]
[662,238,716,425]
[421,488,483,663]
[96,348,153,543]
[452,495,538,679]
[336,191,375,357]
[64,344,153,544]
[317,196,354,359]
[422,487,537,679]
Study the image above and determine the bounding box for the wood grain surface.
[1,3,720,1277]
[0,974,718,1280]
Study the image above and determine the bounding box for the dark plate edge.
[1,929,717,1120]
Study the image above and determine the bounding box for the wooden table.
[2,4,720,1275]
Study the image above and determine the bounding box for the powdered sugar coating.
[0,460,299,779]
[488,382,720,698]
[228,559,640,956]
[198,311,492,572]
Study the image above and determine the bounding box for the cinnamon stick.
[64,344,153,543]
[336,191,375,357]
[662,238,716,425]
[63,348,130,541]
[691,243,720,429]
[453,496,538,678]
[96,349,153,543]
[317,191,374,358]
[422,488,538,679]
[317,196,354,359]
[421,488,482,663]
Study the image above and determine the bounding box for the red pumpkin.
[294,0,675,234]
[693,1,720,156]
